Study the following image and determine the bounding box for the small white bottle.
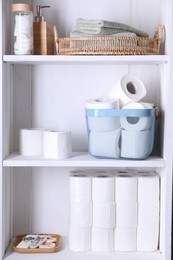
[12,3,33,55]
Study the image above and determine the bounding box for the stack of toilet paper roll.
[19,128,72,159]
[68,169,160,252]
[86,74,155,159]
[114,174,138,251]
[69,171,92,251]
[137,173,160,251]
[92,173,115,252]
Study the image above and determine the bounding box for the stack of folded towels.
[70,18,149,38]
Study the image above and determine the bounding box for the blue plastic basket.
[85,108,156,160]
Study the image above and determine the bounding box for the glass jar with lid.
[12,3,33,55]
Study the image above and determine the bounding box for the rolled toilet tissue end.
[138,201,160,226]
[120,102,153,131]
[43,130,72,159]
[103,74,147,108]
[114,227,137,251]
[93,202,115,228]
[86,98,120,131]
[69,173,92,202]
[115,175,138,202]
[137,225,159,252]
[116,202,138,227]
[121,129,152,159]
[138,175,160,202]
[92,175,115,203]
[69,202,92,227]
[19,129,43,156]
[89,128,121,158]
[92,227,114,252]
[85,97,119,109]
[69,226,91,252]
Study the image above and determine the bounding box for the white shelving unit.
[0,0,172,260]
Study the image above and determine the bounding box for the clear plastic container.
[12,3,33,55]
[85,108,156,160]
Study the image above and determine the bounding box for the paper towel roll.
[69,173,92,202]
[104,74,147,108]
[93,202,115,228]
[86,98,120,131]
[116,202,138,227]
[69,226,91,252]
[115,175,138,202]
[92,227,114,252]
[92,175,114,203]
[43,130,72,159]
[19,129,43,156]
[137,225,159,251]
[138,175,160,202]
[89,128,121,158]
[120,102,153,131]
[114,227,137,251]
[69,202,92,227]
[121,129,152,159]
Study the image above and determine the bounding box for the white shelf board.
[4,239,163,260]
[3,55,169,65]
[3,152,165,168]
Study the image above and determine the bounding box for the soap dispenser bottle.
[33,5,54,55]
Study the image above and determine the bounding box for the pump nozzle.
[35,5,50,22]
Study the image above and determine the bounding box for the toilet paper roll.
[92,175,114,203]
[86,98,120,131]
[86,98,119,109]
[137,225,159,251]
[69,226,91,252]
[115,175,138,202]
[69,173,92,202]
[120,102,153,131]
[19,129,43,156]
[93,202,115,228]
[89,128,121,158]
[138,201,159,226]
[114,227,137,251]
[121,129,152,159]
[138,175,160,202]
[104,74,147,108]
[87,116,121,132]
[69,202,92,227]
[92,227,114,252]
[116,202,138,227]
[43,130,72,159]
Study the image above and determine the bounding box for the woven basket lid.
[12,3,33,13]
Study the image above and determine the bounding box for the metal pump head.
[35,5,50,22]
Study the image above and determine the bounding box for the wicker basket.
[58,25,163,55]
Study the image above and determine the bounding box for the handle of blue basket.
[154,106,161,119]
